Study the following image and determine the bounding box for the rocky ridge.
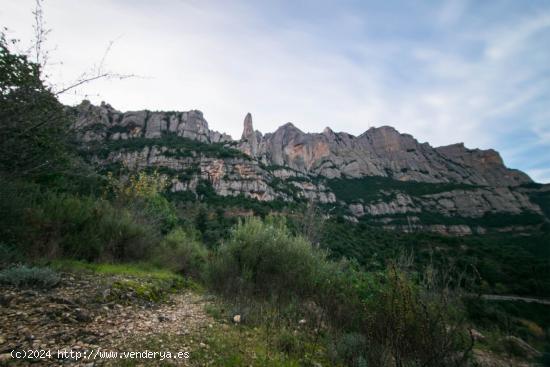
[72,101,548,234]
[244,122,530,187]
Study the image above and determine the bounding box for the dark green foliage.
[526,185,550,219]
[0,179,158,262]
[327,176,479,204]
[87,133,248,160]
[0,36,73,178]
[28,193,156,261]
[195,179,217,200]
[362,211,546,228]
[195,205,209,234]
[167,190,197,202]
[134,193,179,234]
[465,297,550,358]
[267,176,300,199]
[465,298,550,335]
[321,219,550,296]
[0,243,22,269]
[330,333,368,367]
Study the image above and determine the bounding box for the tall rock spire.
[240,113,258,157]
[242,113,254,140]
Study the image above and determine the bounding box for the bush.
[24,191,157,261]
[0,265,60,288]
[359,265,473,367]
[208,216,331,305]
[330,332,368,367]
[153,227,208,278]
[275,329,303,355]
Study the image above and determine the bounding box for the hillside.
[72,101,549,235]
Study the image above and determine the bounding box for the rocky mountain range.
[71,101,549,235]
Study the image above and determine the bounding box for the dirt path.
[0,272,215,366]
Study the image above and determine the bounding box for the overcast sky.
[2,0,550,182]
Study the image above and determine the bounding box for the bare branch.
[54,72,136,96]
[53,36,140,96]
[30,0,51,68]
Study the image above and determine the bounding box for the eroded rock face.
[72,102,544,234]
[360,193,421,217]
[420,187,540,217]
[97,145,335,203]
[346,188,540,219]
[73,100,231,144]
[243,122,531,187]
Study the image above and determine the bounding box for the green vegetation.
[51,260,182,281]
[524,184,550,219]
[327,176,479,203]
[465,297,550,353]
[153,227,208,277]
[361,210,546,228]
[321,219,550,296]
[208,217,334,304]
[51,260,199,303]
[0,265,60,288]
[207,217,474,366]
[0,180,158,262]
[86,133,248,160]
[0,34,74,179]
[107,277,185,304]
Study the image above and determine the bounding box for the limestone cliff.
[248,123,531,187]
[73,100,232,144]
[72,101,546,234]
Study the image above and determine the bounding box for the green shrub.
[208,216,331,305]
[24,192,157,261]
[143,194,179,233]
[0,179,39,247]
[0,265,60,288]
[153,227,208,278]
[331,332,368,367]
[359,265,472,367]
[275,329,303,355]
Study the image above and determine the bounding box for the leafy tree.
[0,32,72,178]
